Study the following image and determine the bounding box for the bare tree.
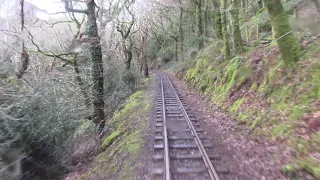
[16,0,30,78]
[116,0,135,70]
[136,20,149,78]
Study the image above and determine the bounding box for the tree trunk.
[143,55,149,78]
[230,0,243,54]
[204,0,209,41]
[124,38,133,70]
[140,30,149,78]
[239,0,244,26]
[179,4,184,55]
[256,0,263,40]
[125,48,133,70]
[215,10,223,39]
[16,0,29,78]
[220,0,231,59]
[264,0,300,65]
[140,63,143,74]
[175,38,178,61]
[244,0,249,42]
[190,11,195,34]
[86,0,105,130]
[196,0,204,50]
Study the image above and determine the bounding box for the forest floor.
[162,72,291,180]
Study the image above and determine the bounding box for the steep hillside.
[172,28,320,180]
[166,4,320,180]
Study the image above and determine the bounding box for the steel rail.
[160,77,171,180]
[166,76,220,180]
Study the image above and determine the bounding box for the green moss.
[282,163,298,178]
[113,91,144,123]
[288,106,307,120]
[101,130,124,151]
[250,82,258,91]
[272,123,292,138]
[238,112,249,124]
[230,98,246,112]
[250,115,263,129]
[311,131,320,151]
[293,137,310,156]
[282,159,320,179]
[299,160,320,178]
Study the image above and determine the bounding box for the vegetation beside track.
[78,77,154,179]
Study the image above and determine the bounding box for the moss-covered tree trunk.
[256,0,264,40]
[211,0,223,39]
[173,36,179,61]
[230,0,243,54]
[214,10,223,39]
[220,0,231,59]
[264,0,300,65]
[244,0,249,42]
[87,0,105,129]
[204,0,209,41]
[140,31,149,78]
[179,1,184,55]
[196,0,204,50]
[124,39,133,70]
[239,0,244,26]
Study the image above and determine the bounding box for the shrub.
[0,73,89,179]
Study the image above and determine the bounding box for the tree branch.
[25,27,75,63]
[63,0,88,14]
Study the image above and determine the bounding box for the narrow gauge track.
[152,76,229,180]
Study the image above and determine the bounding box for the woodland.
[0,0,320,179]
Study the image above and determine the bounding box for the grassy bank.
[77,76,154,180]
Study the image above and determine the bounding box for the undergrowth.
[78,77,153,180]
[177,35,320,179]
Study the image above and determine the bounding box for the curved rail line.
[153,75,222,180]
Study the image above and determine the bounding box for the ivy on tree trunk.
[87,0,105,130]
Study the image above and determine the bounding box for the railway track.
[152,76,229,180]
